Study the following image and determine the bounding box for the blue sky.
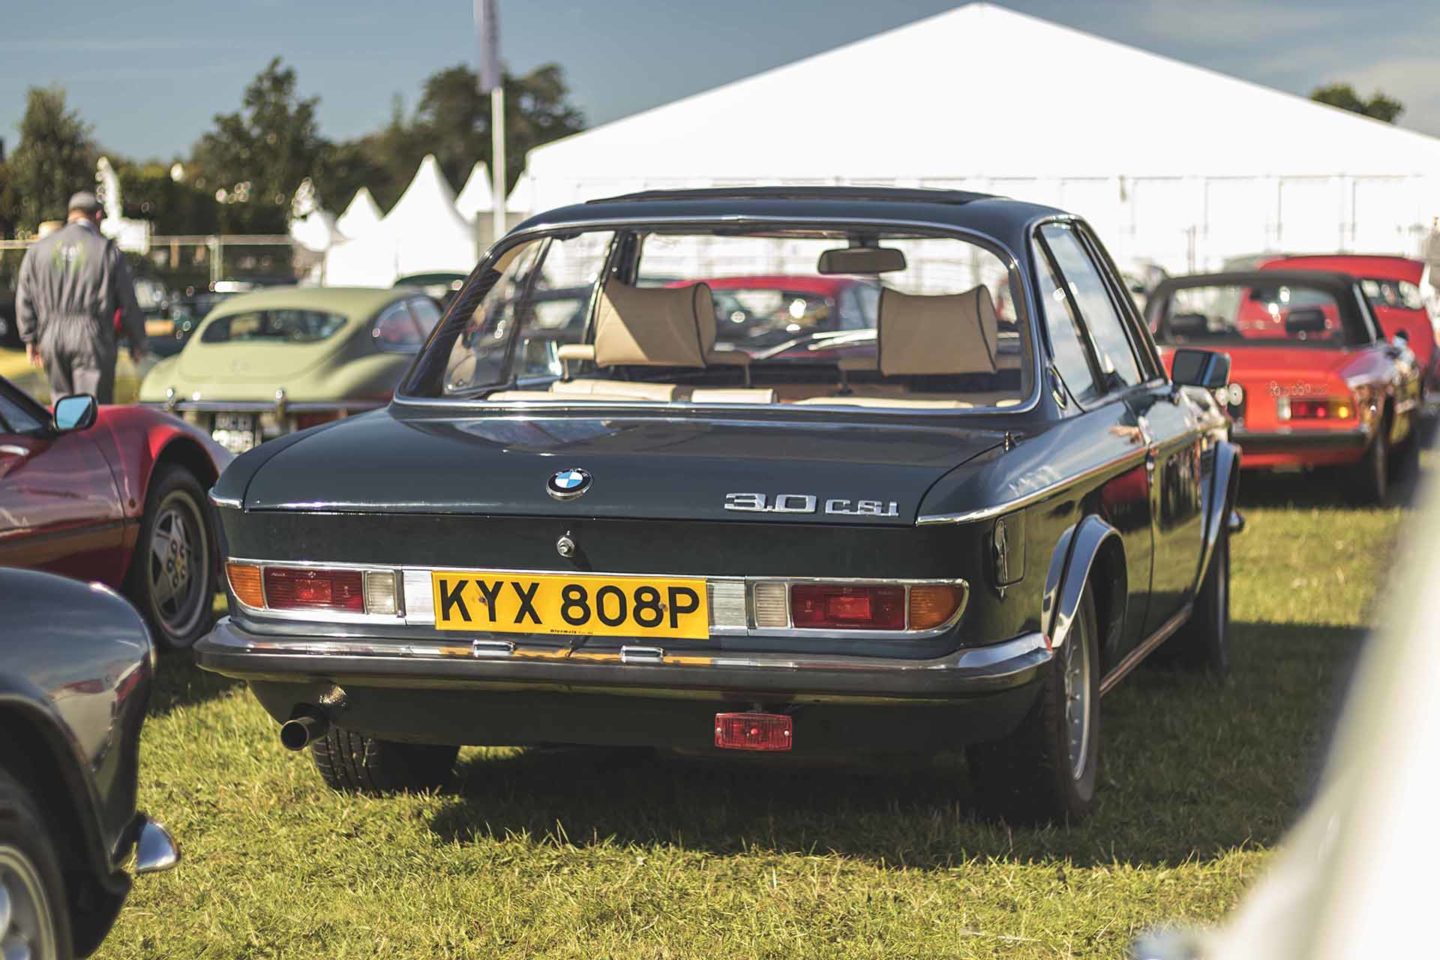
[1,0,1435,161]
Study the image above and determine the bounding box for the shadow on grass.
[428,620,1364,869]
[1238,415,1433,510]
[149,648,242,716]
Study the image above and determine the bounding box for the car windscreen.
[200,309,348,344]
[414,226,1031,412]
[1360,278,1425,311]
[1151,282,1369,348]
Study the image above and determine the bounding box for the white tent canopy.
[522,2,1440,271]
[336,187,383,240]
[455,162,495,222]
[325,155,479,285]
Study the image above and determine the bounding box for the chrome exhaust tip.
[279,711,328,751]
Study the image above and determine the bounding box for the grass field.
[94,461,1422,958]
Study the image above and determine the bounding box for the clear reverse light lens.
[752,582,789,628]
[364,570,399,616]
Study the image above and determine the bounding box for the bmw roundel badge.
[547,467,592,501]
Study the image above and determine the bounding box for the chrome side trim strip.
[915,449,1148,526]
[1098,603,1192,696]
[144,400,383,414]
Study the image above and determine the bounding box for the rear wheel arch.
[1044,514,1126,662]
[151,435,220,489]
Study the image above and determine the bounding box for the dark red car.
[0,377,232,647]
[1260,255,1438,390]
[1148,271,1420,503]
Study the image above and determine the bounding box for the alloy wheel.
[0,844,57,960]
[1062,625,1093,781]
[146,490,209,640]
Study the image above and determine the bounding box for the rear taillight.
[749,580,966,633]
[714,712,793,751]
[1277,396,1353,421]
[908,584,966,630]
[227,562,401,617]
[225,562,264,608]
[791,583,905,630]
[264,567,364,611]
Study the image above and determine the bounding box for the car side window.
[1040,223,1143,389]
[1034,240,1101,408]
[0,389,44,434]
[373,301,426,352]
[407,297,442,338]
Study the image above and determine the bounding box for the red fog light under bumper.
[714,712,793,751]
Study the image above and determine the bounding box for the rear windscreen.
[200,309,347,344]
[1152,283,1370,348]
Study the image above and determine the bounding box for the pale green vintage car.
[139,286,441,453]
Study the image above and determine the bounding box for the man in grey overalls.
[16,191,146,403]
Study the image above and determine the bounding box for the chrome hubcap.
[0,845,56,960]
[147,492,207,637]
[1062,629,1092,780]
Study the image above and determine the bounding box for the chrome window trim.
[395,213,1045,418]
[227,557,968,639]
[916,447,1148,525]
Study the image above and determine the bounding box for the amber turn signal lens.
[908,584,964,630]
[226,562,265,608]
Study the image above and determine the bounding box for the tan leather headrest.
[877,285,998,376]
[593,280,714,368]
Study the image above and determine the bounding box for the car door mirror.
[52,394,97,433]
[1170,348,1231,390]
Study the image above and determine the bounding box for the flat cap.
[68,191,103,214]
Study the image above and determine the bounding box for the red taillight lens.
[1279,396,1354,421]
[714,712,793,751]
[263,567,364,611]
[790,584,905,630]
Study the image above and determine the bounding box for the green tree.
[191,58,328,232]
[1310,83,1405,123]
[6,86,97,235]
[112,159,220,235]
[322,63,585,209]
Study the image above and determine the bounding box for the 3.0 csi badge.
[547,467,592,501]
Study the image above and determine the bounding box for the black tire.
[967,585,1101,825]
[125,464,217,650]
[1347,425,1389,506]
[0,768,75,960]
[1160,529,1231,675]
[310,729,458,794]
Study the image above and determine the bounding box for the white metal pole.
[491,85,506,242]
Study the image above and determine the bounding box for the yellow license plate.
[431,572,710,640]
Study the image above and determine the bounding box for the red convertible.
[1260,254,1439,392]
[0,377,232,647]
[1148,271,1420,503]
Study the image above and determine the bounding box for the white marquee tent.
[325,155,478,285]
[455,162,495,223]
[518,2,1440,272]
[335,187,384,240]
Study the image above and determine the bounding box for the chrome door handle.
[0,444,30,458]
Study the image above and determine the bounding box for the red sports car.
[0,377,232,647]
[1260,255,1438,391]
[1148,270,1420,503]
